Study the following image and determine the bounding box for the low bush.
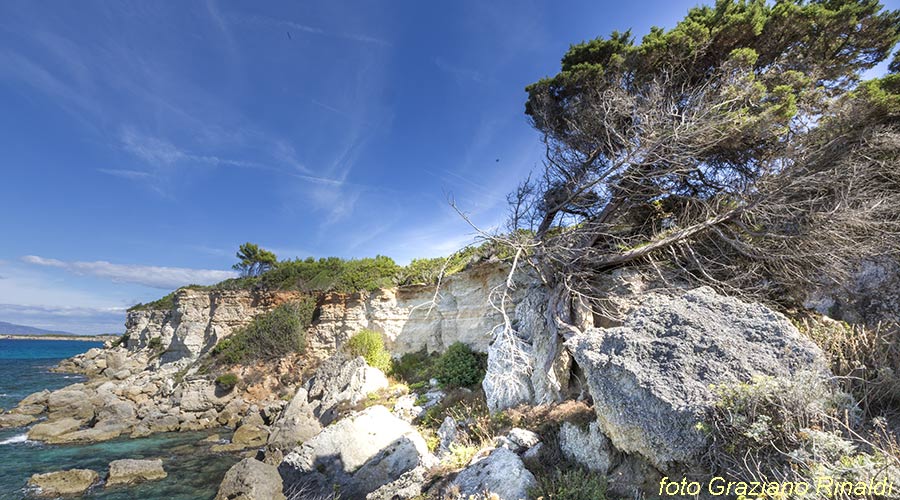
[391,350,439,385]
[434,342,486,388]
[529,468,608,500]
[346,329,392,373]
[128,291,176,312]
[147,337,163,351]
[212,298,316,365]
[111,333,130,348]
[795,315,900,416]
[215,373,240,391]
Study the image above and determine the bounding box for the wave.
[0,433,28,445]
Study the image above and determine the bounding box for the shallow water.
[0,339,240,499]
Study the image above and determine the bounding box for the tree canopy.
[232,242,278,277]
[506,0,900,304]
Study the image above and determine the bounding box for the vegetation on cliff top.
[128,240,512,311]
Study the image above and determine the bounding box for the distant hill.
[0,321,74,336]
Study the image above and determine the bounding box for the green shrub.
[215,373,240,391]
[529,468,608,500]
[435,342,486,388]
[147,337,163,351]
[346,329,392,373]
[111,333,130,348]
[212,298,316,365]
[391,350,439,385]
[128,291,176,312]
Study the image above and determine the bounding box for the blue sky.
[1,1,897,334]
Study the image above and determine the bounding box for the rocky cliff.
[125,261,538,363]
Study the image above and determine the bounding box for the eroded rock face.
[566,286,826,470]
[106,459,167,486]
[450,447,536,500]
[125,289,305,363]
[304,353,389,426]
[266,388,321,450]
[279,405,435,499]
[215,458,286,500]
[28,469,99,496]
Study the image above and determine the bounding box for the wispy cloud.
[22,255,237,289]
[242,15,392,47]
[0,303,124,334]
[434,58,488,84]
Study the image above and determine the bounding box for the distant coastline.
[0,334,117,342]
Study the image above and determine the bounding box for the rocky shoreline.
[1,264,897,499]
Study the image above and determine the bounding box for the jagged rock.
[436,416,459,457]
[215,458,285,500]
[0,413,37,428]
[304,353,389,426]
[28,417,83,441]
[267,388,321,450]
[279,405,435,499]
[180,380,235,413]
[259,401,286,425]
[450,447,536,500]
[504,428,540,454]
[558,421,614,473]
[483,333,534,413]
[28,469,99,496]
[566,286,827,470]
[365,465,428,500]
[106,459,167,486]
[218,398,246,428]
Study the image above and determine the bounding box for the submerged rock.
[279,405,434,499]
[28,469,99,496]
[106,459,167,486]
[566,286,826,470]
[215,458,285,500]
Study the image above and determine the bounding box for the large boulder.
[279,405,434,499]
[47,388,95,422]
[28,417,83,442]
[215,458,285,500]
[180,380,235,413]
[450,447,536,500]
[266,388,322,449]
[566,286,826,470]
[304,353,389,426]
[28,469,99,496]
[106,459,167,486]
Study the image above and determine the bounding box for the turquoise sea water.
[0,339,239,499]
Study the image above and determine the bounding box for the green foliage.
[346,329,392,373]
[434,342,486,388]
[390,350,439,386]
[529,468,608,500]
[111,333,130,348]
[147,337,163,351]
[128,292,176,312]
[211,298,315,365]
[233,242,278,277]
[215,373,239,391]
